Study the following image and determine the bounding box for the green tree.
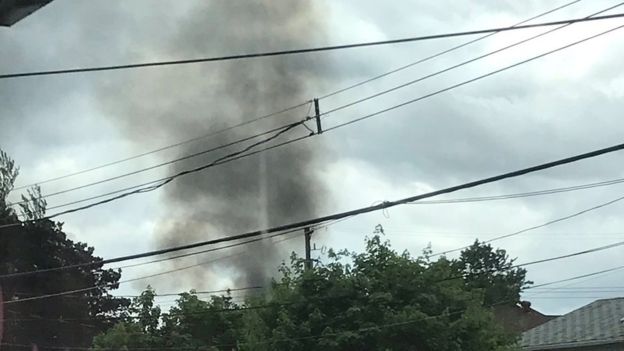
[238,232,518,350]
[93,229,528,351]
[94,288,244,350]
[0,149,130,350]
[454,240,532,306]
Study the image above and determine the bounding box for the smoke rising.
[98,1,328,288]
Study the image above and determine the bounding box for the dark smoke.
[97,1,328,288]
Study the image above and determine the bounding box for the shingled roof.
[521,298,624,350]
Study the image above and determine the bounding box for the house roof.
[494,302,557,334]
[521,298,624,350]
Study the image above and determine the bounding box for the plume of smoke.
[98,1,328,289]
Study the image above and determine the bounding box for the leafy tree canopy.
[0,149,130,350]
[95,226,528,351]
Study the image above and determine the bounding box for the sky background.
[2,0,624,315]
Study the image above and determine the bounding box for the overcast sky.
[2,0,624,315]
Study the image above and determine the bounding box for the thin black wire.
[7,14,623,225]
[8,1,577,192]
[324,22,624,132]
[514,241,624,268]
[10,102,311,192]
[1,209,333,283]
[5,130,314,221]
[2,13,624,80]
[10,1,608,210]
[10,121,302,207]
[2,16,624,282]
[0,120,307,228]
[4,137,624,284]
[0,225,305,281]
[529,264,624,288]
[5,240,622,329]
[321,2,624,118]
[431,193,624,257]
[317,0,582,100]
[3,230,303,305]
[408,177,624,205]
[0,286,587,350]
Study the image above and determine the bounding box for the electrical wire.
[529,264,624,288]
[2,230,304,304]
[3,232,306,304]
[11,0,599,207]
[4,139,624,281]
[324,22,624,132]
[317,0,581,100]
[320,2,624,119]
[408,177,624,205]
[9,8,623,223]
[7,217,624,305]
[10,121,306,207]
[0,290,577,350]
[3,16,624,287]
[10,102,311,193]
[0,120,308,228]
[8,1,578,192]
[430,192,624,257]
[19,154,624,222]
[513,240,624,268]
[2,13,623,80]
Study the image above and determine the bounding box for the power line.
[0,229,299,286]
[13,0,595,207]
[2,17,624,280]
[514,240,624,268]
[23,173,624,278]
[9,6,622,220]
[2,251,247,305]
[9,120,305,207]
[2,211,336,282]
[2,229,307,304]
[0,288,580,350]
[530,286,624,290]
[529,264,624,288]
[0,120,308,228]
[7,13,623,229]
[316,0,581,100]
[10,102,311,193]
[430,192,624,257]
[2,13,624,80]
[4,249,264,305]
[408,177,624,205]
[6,239,622,329]
[325,21,624,132]
[8,1,577,192]
[5,140,624,278]
[5,140,624,302]
[320,1,624,118]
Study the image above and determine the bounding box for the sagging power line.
[2,12,623,80]
[4,139,624,283]
[10,1,579,192]
[9,14,624,223]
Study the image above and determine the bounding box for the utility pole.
[302,98,321,272]
[313,98,322,134]
[304,227,313,271]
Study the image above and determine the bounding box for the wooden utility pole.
[304,227,313,271]
[302,98,321,272]
[313,98,322,134]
